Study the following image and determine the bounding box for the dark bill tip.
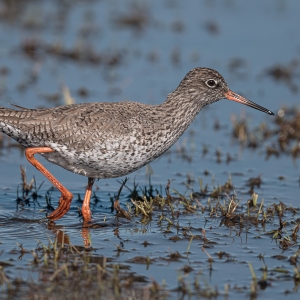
[224,90,274,116]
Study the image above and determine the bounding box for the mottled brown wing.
[53,104,128,148]
[0,103,136,150]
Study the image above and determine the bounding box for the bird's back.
[0,102,155,148]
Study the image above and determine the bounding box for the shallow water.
[0,0,300,299]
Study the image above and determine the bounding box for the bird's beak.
[224,90,274,115]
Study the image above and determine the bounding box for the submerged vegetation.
[0,165,299,299]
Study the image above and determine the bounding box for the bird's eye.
[206,79,217,87]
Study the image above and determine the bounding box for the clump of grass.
[231,106,300,161]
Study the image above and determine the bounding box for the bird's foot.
[81,204,92,223]
[80,177,95,223]
[47,192,73,221]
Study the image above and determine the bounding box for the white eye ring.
[206,79,217,88]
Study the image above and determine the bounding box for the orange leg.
[25,147,73,221]
[82,177,95,223]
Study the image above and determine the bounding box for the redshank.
[0,67,274,222]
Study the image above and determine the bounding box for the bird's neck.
[159,88,203,135]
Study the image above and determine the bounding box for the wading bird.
[0,68,274,222]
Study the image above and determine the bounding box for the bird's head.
[178,67,274,115]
